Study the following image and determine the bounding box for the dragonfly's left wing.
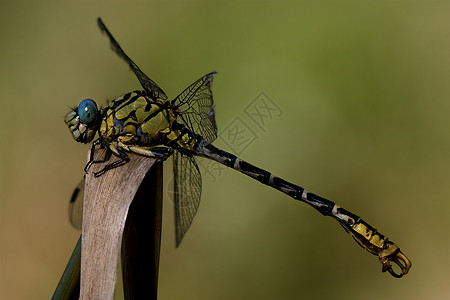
[173,151,202,246]
[68,178,85,230]
[97,18,168,100]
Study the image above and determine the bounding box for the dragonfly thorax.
[98,91,180,147]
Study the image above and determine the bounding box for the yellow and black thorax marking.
[99,91,198,152]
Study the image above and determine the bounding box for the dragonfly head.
[65,99,99,143]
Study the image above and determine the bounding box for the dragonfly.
[66,18,411,278]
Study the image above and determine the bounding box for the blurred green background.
[0,1,449,299]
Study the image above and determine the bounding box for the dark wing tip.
[175,235,182,248]
[98,17,108,29]
[206,71,218,78]
[205,71,217,86]
[97,18,105,31]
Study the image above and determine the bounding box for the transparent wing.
[173,150,202,246]
[97,18,167,100]
[172,72,218,143]
[68,178,85,230]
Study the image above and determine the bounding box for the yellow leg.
[116,137,173,160]
[127,145,173,160]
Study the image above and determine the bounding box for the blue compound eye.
[78,99,98,124]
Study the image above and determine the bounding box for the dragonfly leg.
[127,145,173,162]
[116,135,173,161]
[84,140,110,173]
[93,143,130,177]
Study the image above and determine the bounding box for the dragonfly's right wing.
[172,72,218,143]
[97,18,168,100]
[68,178,85,230]
[173,151,202,247]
